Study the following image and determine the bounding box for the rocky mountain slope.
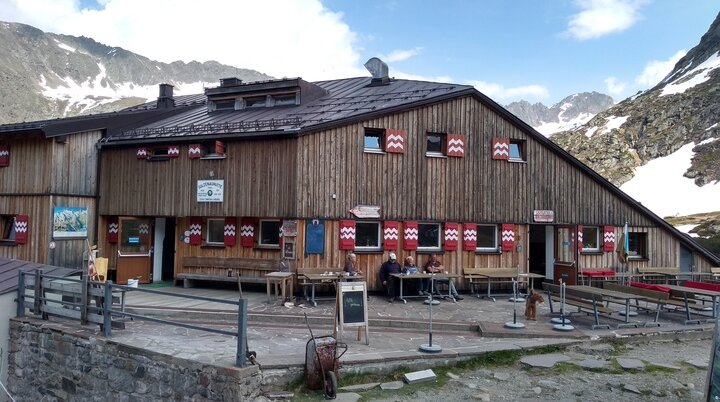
[0,21,272,124]
[506,92,615,136]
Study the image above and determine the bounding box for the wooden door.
[554,225,577,285]
[116,217,152,284]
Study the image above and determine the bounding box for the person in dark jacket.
[379,252,402,302]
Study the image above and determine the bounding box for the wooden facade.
[0,130,100,268]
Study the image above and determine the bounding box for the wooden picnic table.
[390,272,461,303]
[302,272,364,307]
[661,283,720,323]
[568,285,648,328]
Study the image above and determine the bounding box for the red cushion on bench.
[684,280,720,292]
[629,281,670,293]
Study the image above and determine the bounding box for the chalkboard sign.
[337,281,369,344]
[706,320,720,400]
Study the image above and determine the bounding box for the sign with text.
[349,205,381,219]
[197,180,224,202]
[533,210,555,223]
[337,281,369,345]
[281,220,298,237]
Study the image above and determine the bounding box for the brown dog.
[524,289,545,320]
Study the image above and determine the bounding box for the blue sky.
[2,0,718,105]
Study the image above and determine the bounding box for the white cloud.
[566,0,647,40]
[604,76,626,95]
[381,47,423,63]
[466,80,549,102]
[635,50,686,87]
[0,0,367,81]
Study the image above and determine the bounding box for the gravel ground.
[362,333,714,402]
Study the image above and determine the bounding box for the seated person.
[403,256,429,296]
[423,254,463,300]
[379,252,402,302]
[343,252,363,276]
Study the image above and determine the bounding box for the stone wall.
[7,318,262,401]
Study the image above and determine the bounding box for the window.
[426,133,445,156]
[582,226,600,252]
[147,147,170,161]
[259,220,281,247]
[273,94,297,106]
[0,215,15,242]
[355,221,381,250]
[508,140,526,162]
[476,224,498,251]
[364,129,384,153]
[206,219,225,245]
[245,96,267,108]
[628,232,648,259]
[213,99,236,111]
[418,223,441,250]
[199,140,226,159]
[119,218,151,253]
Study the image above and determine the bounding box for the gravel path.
[359,333,714,401]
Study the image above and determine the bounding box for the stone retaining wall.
[7,318,262,401]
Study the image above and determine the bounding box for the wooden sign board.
[337,281,369,345]
[533,210,554,223]
[349,205,380,219]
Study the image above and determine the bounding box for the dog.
[524,289,545,321]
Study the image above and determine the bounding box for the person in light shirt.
[403,256,429,296]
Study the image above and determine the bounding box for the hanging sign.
[349,205,380,219]
[281,220,298,237]
[533,210,555,223]
[197,180,224,202]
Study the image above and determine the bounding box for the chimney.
[156,83,175,109]
[364,57,390,86]
[220,77,242,88]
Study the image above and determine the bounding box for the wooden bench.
[177,257,282,290]
[603,282,669,326]
[637,267,680,284]
[543,282,614,329]
[463,268,517,301]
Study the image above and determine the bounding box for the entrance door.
[680,244,693,273]
[116,217,152,284]
[554,226,577,285]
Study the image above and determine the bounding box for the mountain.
[550,12,720,235]
[506,92,615,136]
[0,21,272,124]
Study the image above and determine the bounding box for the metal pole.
[236,297,247,367]
[17,270,25,318]
[419,276,442,352]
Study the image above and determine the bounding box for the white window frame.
[258,219,281,247]
[508,139,526,162]
[205,218,225,245]
[425,133,446,157]
[363,128,385,154]
[475,224,498,252]
[354,221,382,251]
[581,226,601,252]
[418,222,441,251]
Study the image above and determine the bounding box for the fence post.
[33,268,42,316]
[103,281,112,337]
[236,298,247,367]
[81,273,88,325]
[17,270,25,317]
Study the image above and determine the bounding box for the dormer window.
[245,96,267,108]
[273,94,297,106]
[214,99,236,111]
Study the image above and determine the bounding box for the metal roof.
[101,77,474,144]
[0,258,81,296]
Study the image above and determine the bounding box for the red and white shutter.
[14,215,28,244]
[224,217,237,246]
[603,225,615,252]
[0,144,9,167]
[139,221,150,245]
[107,216,119,244]
[339,220,356,250]
[385,129,406,154]
[444,222,459,251]
[136,148,148,159]
[168,145,180,158]
[189,217,202,245]
[463,223,477,251]
[240,218,255,247]
[501,223,515,252]
[446,134,466,157]
[492,138,510,160]
[383,220,399,250]
[403,221,418,251]
[188,144,202,159]
[577,225,584,251]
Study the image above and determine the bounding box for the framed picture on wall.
[52,206,88,239]
[283,239,296,259]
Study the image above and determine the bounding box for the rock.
[473,393,490,401]
[623,384,642,394]
[616,358,645,370]
[338,383,380,392]
[578,359,608,369]
[537,380,561,390]
[685,359,709,369]
[520,354,571,368]
[446,372,460,380]
[380,381,403,390]
[493,372,511,381]
[532,387,542,394]
[334,392,361,402]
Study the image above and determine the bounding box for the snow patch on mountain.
[535,112,595,136]
[599,115,629,135]
[53,39,76,53]
[661,51,720,96]
[620,141,720,217]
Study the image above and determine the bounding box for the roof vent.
[220,77,242,87]
[364,57,390,86]
[156,83,175,109]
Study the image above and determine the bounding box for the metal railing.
[17,270,250,367]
